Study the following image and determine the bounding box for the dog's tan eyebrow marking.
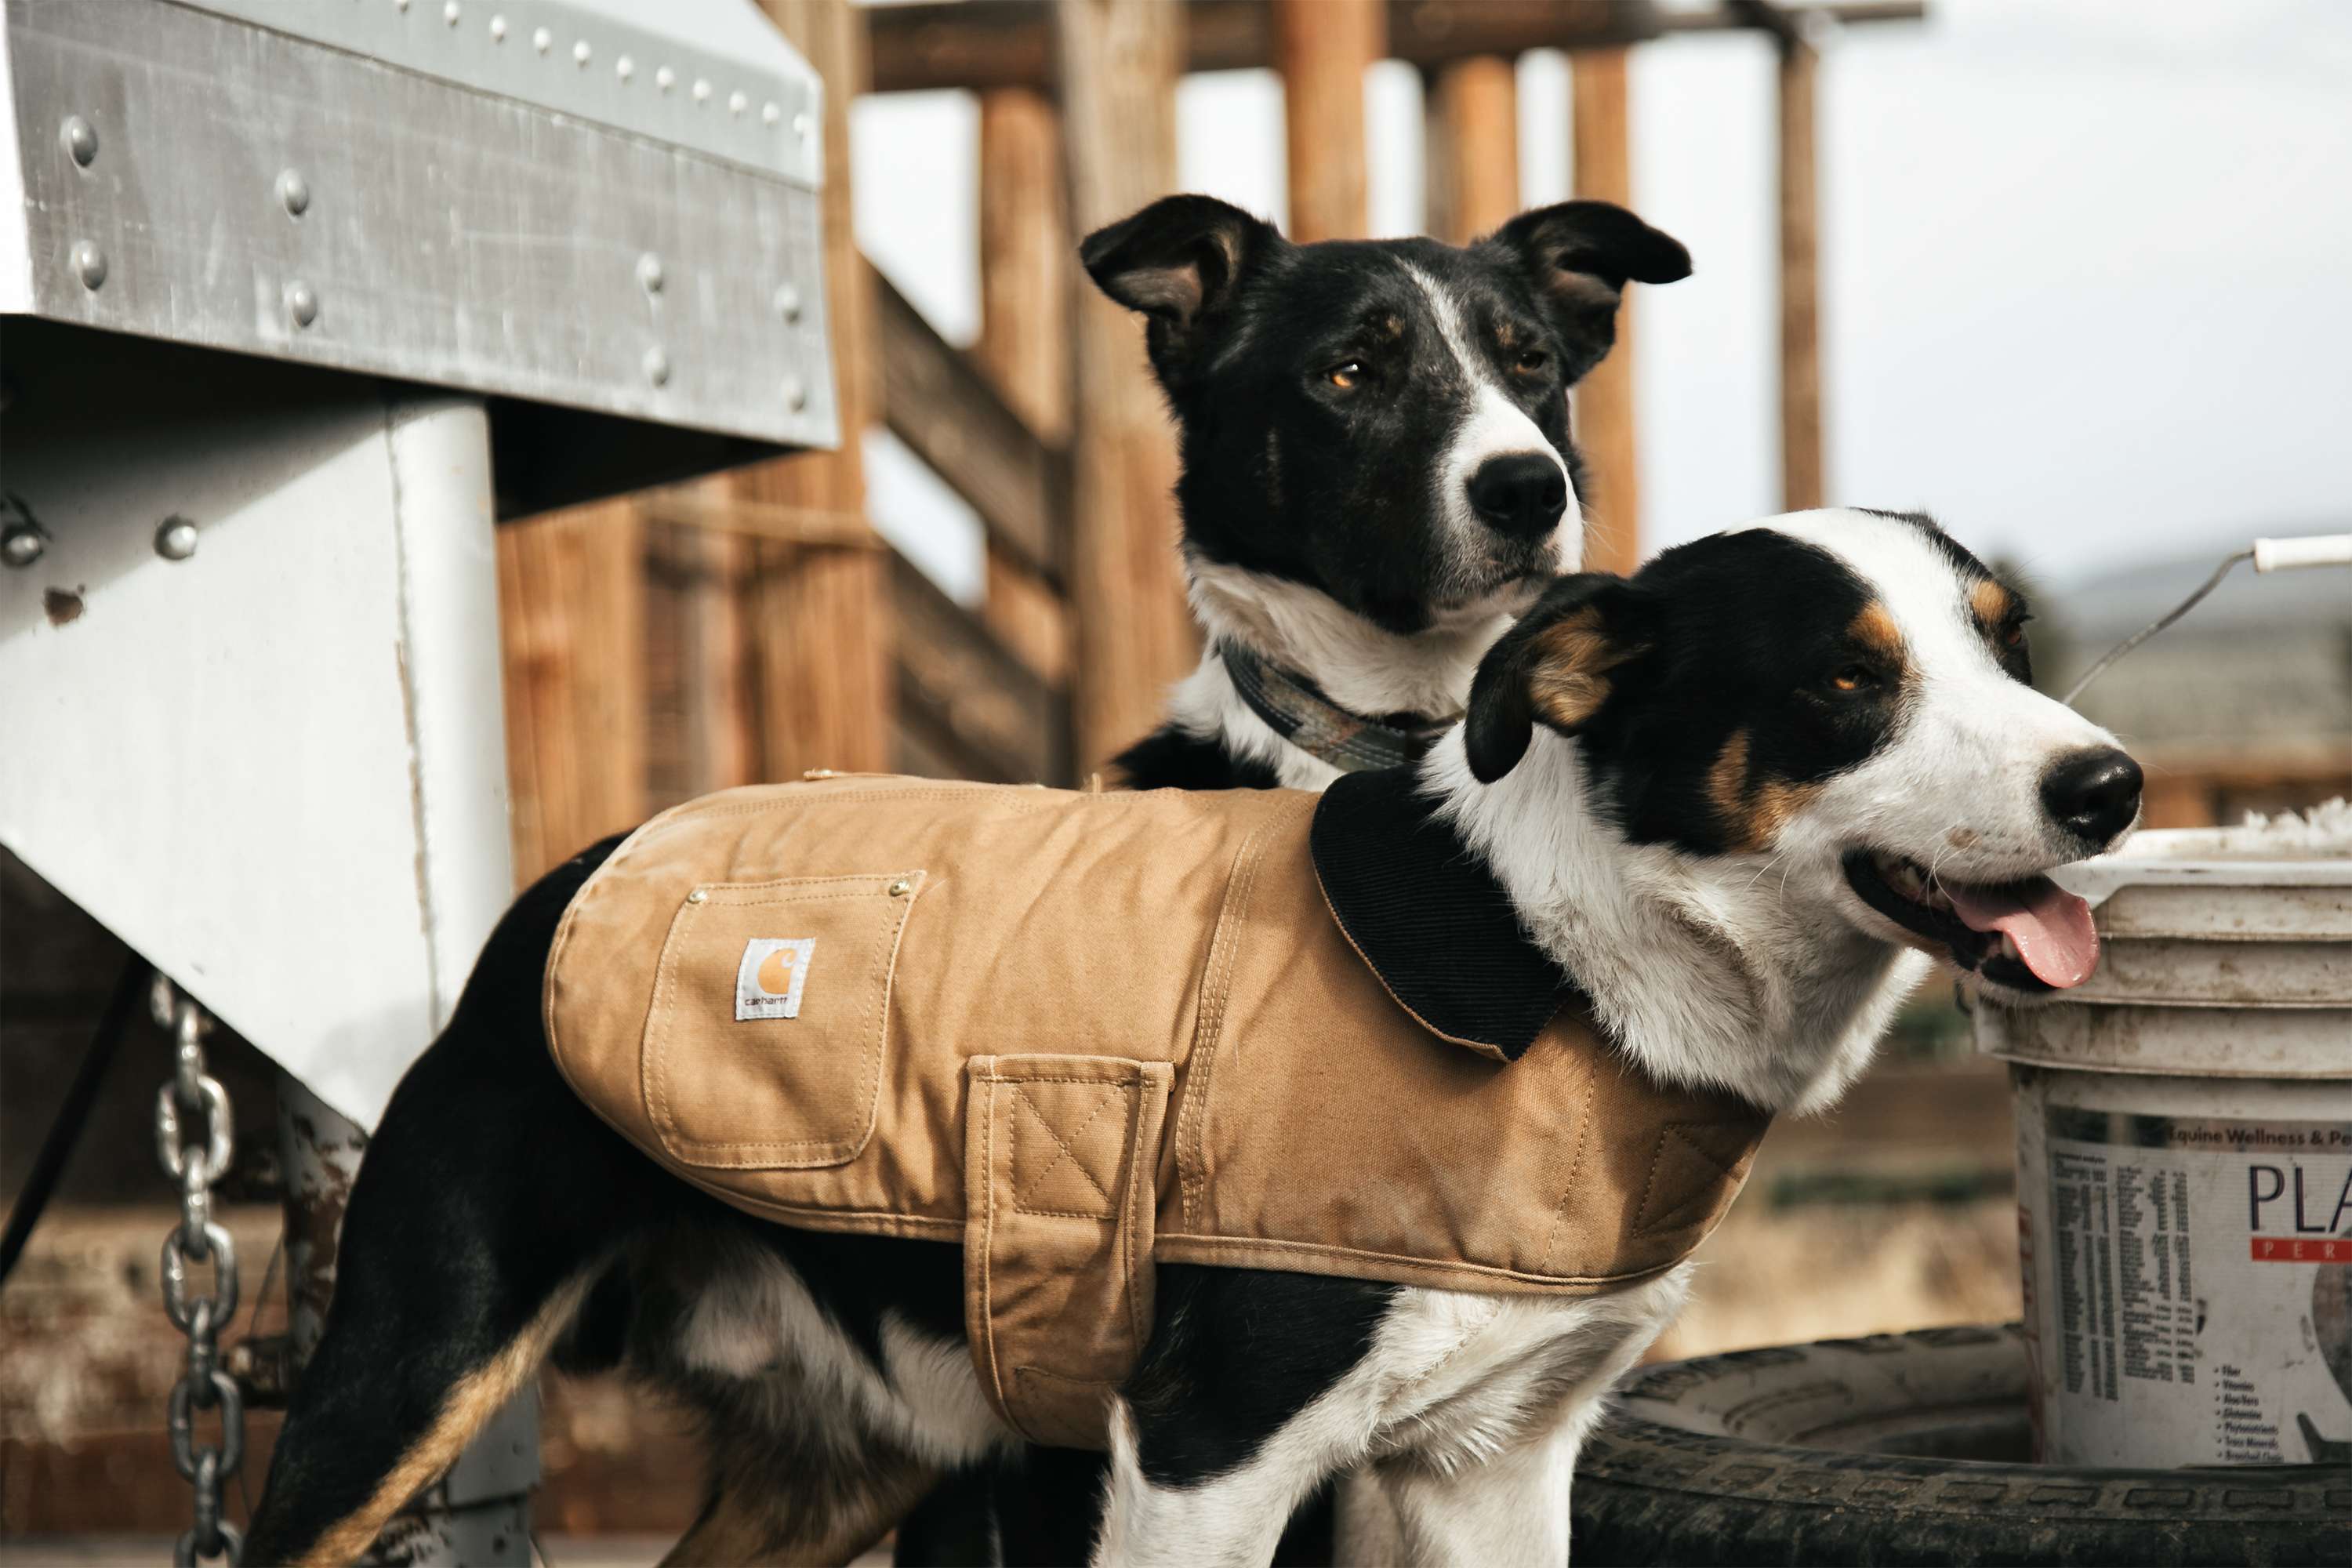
[1708,728,1823,854]
[1849,601,1907,666]
[1969,577,2016,629]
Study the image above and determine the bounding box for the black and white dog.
[915,191,1690,1563]
[247,508,2141,1566]
[1088,194,1692,793]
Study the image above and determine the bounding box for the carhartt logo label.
[735,938,815,1021]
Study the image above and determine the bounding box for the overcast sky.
[851,0,2352,603]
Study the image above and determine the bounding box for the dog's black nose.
[1467,453,1568,539]
[2040,746,2143,845]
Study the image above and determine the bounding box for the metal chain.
[153,979,245,1566]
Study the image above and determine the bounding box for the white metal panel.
[0,328,514,1127]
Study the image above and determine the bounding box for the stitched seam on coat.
[1632,1123,1745,1238]
[1013,1083,1120,1213]
[1536,1069,1602,1275]
[977,1076,1014,1436]
[1150,1232,1668,1289]
[1177,796,1312,1229]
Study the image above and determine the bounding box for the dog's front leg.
[1089,1397,1354,1568]
[1368,1417,1579,1568]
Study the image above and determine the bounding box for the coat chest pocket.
[643,872,923,1171]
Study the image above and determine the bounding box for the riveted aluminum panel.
[180,0,822,187]
[2,0,837,450]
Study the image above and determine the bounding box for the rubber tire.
[1571,1324,2350,1566]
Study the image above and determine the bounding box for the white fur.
[1091,1271,1690,1568]
[679,1244,1011,1468]
[1174,556,1540,789]
[1403,263,1582,597]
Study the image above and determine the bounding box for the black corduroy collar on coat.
[1308,767,1587,1062]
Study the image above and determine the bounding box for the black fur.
[1112,724,1285,792]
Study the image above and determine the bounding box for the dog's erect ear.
[1080,194,1284,377]
[1465,574,1656,783]
[1485,201,1691,382]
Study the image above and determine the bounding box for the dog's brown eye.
[1514,349,1548,373]
[1327,360,1363,389]
[2002,620,2028,648]
[1831,665,1874,692]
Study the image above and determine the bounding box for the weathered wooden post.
[1425,54,1520,245]
[1274,0,1385,241]
[498,500,650,884]
[977,87,1073,686]
[1571,46,1645,575]
[1058,0,1194,769]
[734,0,893,780]
[1777,30,1824,512]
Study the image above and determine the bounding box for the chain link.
[153,982,245,1566]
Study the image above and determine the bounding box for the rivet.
[394,0,411,11]
[278,169,310,216]
[728,89,748,115]
[532,25,552,52]
[70,240,106,291]
[616,54,635,82]
[802,768,837,779]
[154,515,199,561]
[685,887,707,904]
[287,280,319,328]
[637,252,664,294]
[60,114,97,167]
[656,65,677,92]
[643,346,670,387]
[792,111,812,140]
[489,13,506,42]
[887,878,913,898]
[762,102,780,126]
[692,78,712,103]
[2,525,45,569]
[573,39,591,66]
[782,375,808,412]
[773,282,803,323]
[442,1,460,26]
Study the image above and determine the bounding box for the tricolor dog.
[247,508,2142,1566]
[1090,194,1691,793]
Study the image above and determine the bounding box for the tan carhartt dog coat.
[546,772,1769,1449]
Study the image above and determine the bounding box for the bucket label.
[2039,1107,2352,1465]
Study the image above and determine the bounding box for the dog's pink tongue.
[1946,877,2100,989]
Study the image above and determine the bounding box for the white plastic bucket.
[1975,810,2352,1468]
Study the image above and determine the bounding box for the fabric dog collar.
[1221,643,1459,773]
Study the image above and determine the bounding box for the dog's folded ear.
[1465,573,1657,783]
[1080,194,1284,380]
[1485,201,1691,383]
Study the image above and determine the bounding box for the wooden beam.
[1275,0,1384,242]
[976,87,1076,686]
[1425,54,1521,245]
[867,2,1919,95]
[1777,33,1825,511]
[888,550,1070,784]
[873,2,1657,95]
[1570,47,1643,576]
[738,0,891,779]
[1058,0,1196,771]
[871,263,1069,587]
